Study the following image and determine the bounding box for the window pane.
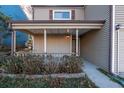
[54,11,70,19]
[62,12,70,18]
[54,12,63,18]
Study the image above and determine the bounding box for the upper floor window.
[53,10,71,20]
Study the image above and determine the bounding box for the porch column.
[44,29,47,53]
[11,30,16,55]
[76,29,79,56]
[32,35,34,52]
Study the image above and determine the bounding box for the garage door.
[119,29,124,72]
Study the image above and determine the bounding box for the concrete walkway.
[83,61,122,88]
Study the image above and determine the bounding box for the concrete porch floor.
[83,61,122,88]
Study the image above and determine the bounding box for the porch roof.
[10,20,105,35]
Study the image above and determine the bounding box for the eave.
[10,20,105,30]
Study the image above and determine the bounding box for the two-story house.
[9,5,112,73]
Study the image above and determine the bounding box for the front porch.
[9,20,104,56]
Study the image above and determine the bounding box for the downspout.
[112,6,120,75]
[117,28,119,74]
[108,6,121,75]
[111,5,116,74]
[32,6,34,20]
[109,5,113,74]
[109,5,121,77]
[116,24,121,75]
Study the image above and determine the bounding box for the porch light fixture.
[115,24,121,30]
[65,29,70,39]
[65,34,70,39]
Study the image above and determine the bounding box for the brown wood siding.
[32,7,34,20]
[33,7,84,20]
[71,10,75,20]
[81,5,110,71]
[49,10,53,20]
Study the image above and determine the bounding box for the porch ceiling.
[10,20,105,35]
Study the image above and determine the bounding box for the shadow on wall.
[80,30,103,65]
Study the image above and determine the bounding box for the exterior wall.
[80,5,110,71]
[33,34,71,54]
[33,6,84,20]
[47,35,71,53]
[114,5,124,73]
[115,6,124,25]
[33,35,44,53]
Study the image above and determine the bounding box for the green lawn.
[0,76,97,88]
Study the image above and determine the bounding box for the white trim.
[79,37,80,56]
[14,31,16,54]
[53,10,72,20]
[12,24,103,29]
[12,26,102,29]
[70,34,72,54]
[12,23,103,26]
[117,29,119,74]
[44,29,47,53]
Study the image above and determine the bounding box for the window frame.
[53,10,72,20]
